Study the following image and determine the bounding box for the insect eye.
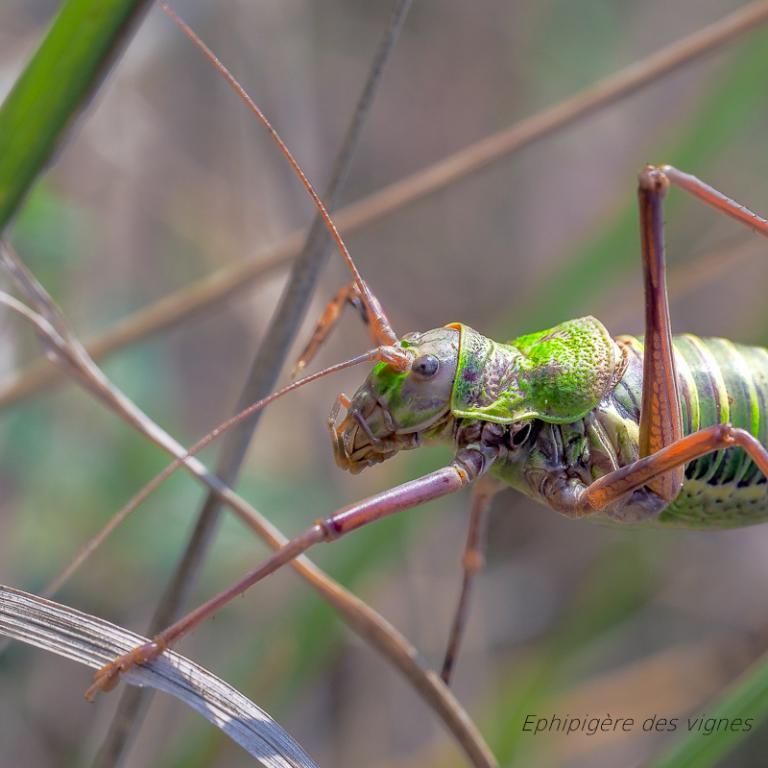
[412,354,439,379]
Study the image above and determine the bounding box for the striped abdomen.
[616,335,768,529]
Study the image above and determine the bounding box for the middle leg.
[441,476,502,684]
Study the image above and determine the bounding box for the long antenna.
[160,3,401,352]
[43,346,388,597]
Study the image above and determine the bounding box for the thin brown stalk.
[3,0,768,409]
[606,234,762,328]
[0,247,293,406]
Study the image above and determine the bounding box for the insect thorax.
[449,317,626,424]
[446,317,666,522]
[484,342,665,524]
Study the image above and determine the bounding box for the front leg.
[85,448,495,699]
[85,640,167,700]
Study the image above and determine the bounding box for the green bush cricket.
[82,5,768,710]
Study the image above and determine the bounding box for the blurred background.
[2,1,768,766]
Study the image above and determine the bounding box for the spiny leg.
[441,476,501,685]
[571,424,768,517]
[293,282,370,377]
[85,448,492,700]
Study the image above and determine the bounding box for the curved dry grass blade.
[2,0,768,408]
[0,586,317,768]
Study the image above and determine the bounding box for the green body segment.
[450,317,622,423]
[616,334,768,529]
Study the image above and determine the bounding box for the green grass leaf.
[648,649,768,768]
[0,0,152,235]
